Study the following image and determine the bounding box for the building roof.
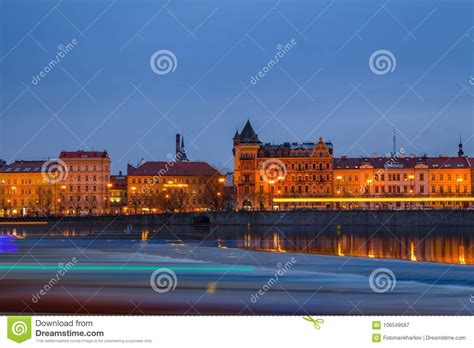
[236,120,261,143]
[59,150,109,159]
[260,139,333,157]
[127,161,221,177]
[333,156,471,169]
[110,175,127,189]
[426,157,470,169]
[0,160,48,173]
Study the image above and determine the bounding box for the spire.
[458,132,465,157]
[175,133,189,162]
[233,129,240,139]
[239,119,261,143]
[180,134,189,161]
[392,127,396,156]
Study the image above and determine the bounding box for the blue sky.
[1,0,473,173]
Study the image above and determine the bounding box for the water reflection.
[223,226,473,265]
[0,236,18,253]
[0,225,472,265]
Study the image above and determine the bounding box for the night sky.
[1,0,472,173]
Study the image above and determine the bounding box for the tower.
[233,120,261,209]
[175,133,189,162]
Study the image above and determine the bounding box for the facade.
[127,161,224,213]
[334,156,430,209]
[58,150,111,215]
[333,155,472,209]
[127,134,224,213]
[109,172,127,214]
[233,120,333,210]
[427,157,471,209]
[0,160,59,217]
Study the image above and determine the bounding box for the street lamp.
[456,178,463,207]
[131,186,137,214]
[336,175,343,194]
[268,180,275,210]
[107,183,112,214]
[60,185,66,215]
[408,174,415,209]
[366,179,373,210]
[10,186,16,217]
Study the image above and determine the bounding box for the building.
[233,120,333,210]
[126,135,224,213]
[332,154,472,210]
[0,160,60,217]
[427,157,471,209]
[58,150,111,215]
[109,171,127,214]
[127,161,224,213]
[333,156,430,209]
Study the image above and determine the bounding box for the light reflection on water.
[0,235,19,253]
[0,225,472,265]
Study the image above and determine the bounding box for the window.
[420,173,424,181]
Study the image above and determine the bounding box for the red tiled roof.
[127,161,221,177]
[59,150,109,159]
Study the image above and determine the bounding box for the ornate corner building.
[233,120,333,210]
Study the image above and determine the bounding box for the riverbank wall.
[1,210,474,227]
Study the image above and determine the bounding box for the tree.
[201,176,224,210]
